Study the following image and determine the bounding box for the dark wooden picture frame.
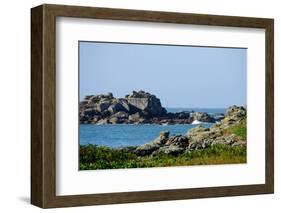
[31,4,274,208]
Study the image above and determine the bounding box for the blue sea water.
[80,123,212,148]
[80,108,226,148]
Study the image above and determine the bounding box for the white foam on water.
[191,120,203,125]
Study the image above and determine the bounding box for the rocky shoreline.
[79,104,246,169]
[80,90,225,125]
[116,105,247,157]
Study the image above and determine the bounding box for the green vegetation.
[79,144,246,170]
[225,119,247,140]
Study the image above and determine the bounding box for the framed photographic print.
[31,4,274,208]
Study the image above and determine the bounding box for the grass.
[79,144,246,170]
[225,119,247,140]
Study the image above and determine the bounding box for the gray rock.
[118,99,131,112]
[101,110,111,118]
[232,141,247,147]
[165,135,189,148]
[186,125,210,137]
[191,112,214,123]
[128,112,141,121]
[152,145,184,156]
[149,131,170,145]
[90,116,101,123]
[109,117,120,124]
[97,101,111,112]
[211,138,226,146]
[156,131,170,144]
[226,105,246,117]
[112,111,129,118]
[108,103,127,114]
[127,90,167,117]
[96,118,109,125]
[82,108,99,117]
[188,141,204,150]
[119,146,137,153]
[202,139,213,148]
[134,131,170,156]
[224,134,238,145]
[135,143,160,156]
[109,112,129,124]
[159,131,170,140]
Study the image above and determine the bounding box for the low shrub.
[79,144,246,170]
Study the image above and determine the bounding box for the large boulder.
[226,105,246,117]
[118,99,131,112]
[109,111,129,123]
[218,105,247,129]
[152,145,184,156]
[126,90,167,117]
[165,135,189,148]
[154,131,170,144]
[108,102,127,114]
[134,131,169,156]
[96,101,111,112]
[128,112,141,120]
[135,143,160,156]
[232,141,247,147]
[186,125,224,148]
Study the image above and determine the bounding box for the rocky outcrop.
[80,91,224,124]
[80,91,167,124]
[191,112,215,123]
[121,105,246,157]
[127,90,167,117]
[186,105,247,150]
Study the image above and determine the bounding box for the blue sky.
[79,42,246,108]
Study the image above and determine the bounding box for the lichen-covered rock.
[186,125,222,145]
[188,141,204,150]
[232,141,246,147]
[186,125,210,137]
[211,138,226,146]
[152,131,170,145]
[134,131,169,156]
[134,143,160,156]
[216,106,246,130]
[152,145,184,156]
[224,134,239,145]
[165,135,189,148]
[226,105,246,117]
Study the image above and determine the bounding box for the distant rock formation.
[79,90,224,124]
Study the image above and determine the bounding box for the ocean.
[79,108,226,148]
